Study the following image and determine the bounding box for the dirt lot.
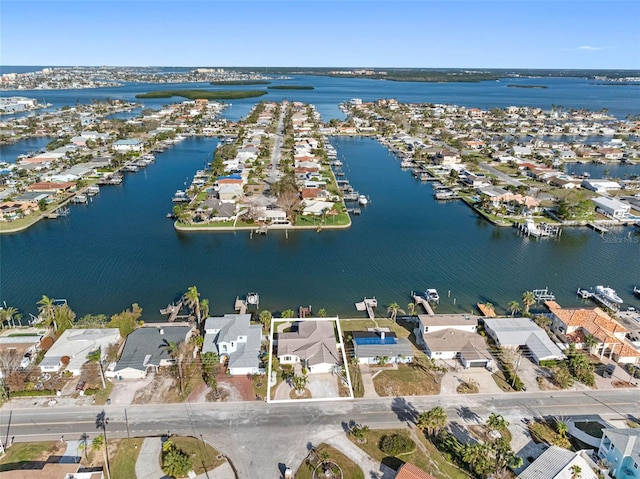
[132,371,178,404]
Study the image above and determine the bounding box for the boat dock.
[355,297,377,319]
[160,300,184,322]
[235,296,247,315]
[577,288,620,311]
[533,287,556,302]
[411,292,435,316]
[587,222,609,234]
[476,303,496,317]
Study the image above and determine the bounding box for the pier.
[160,300,184,322]
[587,222,609,234]
[355,297,377,319]
[532,287,556,302]
[411,292,435,315]
[577,288,620,311]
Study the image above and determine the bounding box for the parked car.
[602,364,616,378]
[75,380,86,391]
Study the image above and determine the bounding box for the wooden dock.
[160,300,183,322]
[587,222,609,234]
[355,297,377,319]
[235,296,247,315]
[476,303,496,317]
[412,292,435,315]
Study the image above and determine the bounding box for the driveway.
[441,369,504,395]
[109,375,155,405]
[325,433,396,479]
[273,373,340,401]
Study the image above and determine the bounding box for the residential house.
[598,428,640,479]
[111,325,192,379]
[415,314,492,368]
[27,181,76,194]
[202,314,263,376]
[277,319,341,374]
[112,139,143,153]
[545,301,639,364]
[482,317,566,364]
[581,179,621,194]
[40,328,121,376]
[2,463,103,479]
[434,150,461,166]
[591,197,631,220]
[395,463,437,479]
[350,330,414,365]
[518,446,599,479]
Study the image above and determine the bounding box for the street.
[2,389,639,477]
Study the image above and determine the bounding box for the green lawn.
[0,442,60,471]
[86,380,114,405]
[295,444,363,479]
[170,436,226,474]
[373,364,440,396]
[349,429,469,478]
[110,438,144,479]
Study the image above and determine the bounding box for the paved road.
[2,389,638,477]
[479,162,527,187]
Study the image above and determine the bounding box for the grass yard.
[528,420,572,449]
[110,438,144,478]
[491,371,518,392]
[0,441,61,471]
[341,318,412,339]
[170,436,227,474]
[88,380,114,405]
[373,364,441,396]
[296,444,363,479]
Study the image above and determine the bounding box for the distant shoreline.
[506,84,548,89]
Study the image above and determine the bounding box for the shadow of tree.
[449,421,478,446]
[457,406,481,423]
[391,396,418,425]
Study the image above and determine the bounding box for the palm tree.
[386,302,405,322]
[570,464,582,479]
[417,406,447,437]
[37,295,56,329]
[164,340,188,396]
[407,302,417,317]
[508,300,521,317]
[522,291,536,315]
[281,309,295,319]
[584,334,598,355]
[184,286,201,326]
[317,308,327,318]
[53,304,76,336]
[92,434,110,479]
[200,298,210,320]
[556,420,568,438]
[486,413,509,434]
[259,310,272,330]
[0,306,20,329]
[86,348,106,389]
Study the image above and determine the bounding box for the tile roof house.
[350,330,414,365]
[518,446,599,479]
[278,319,341,374]
[40,328,121,376]
[202,314,263,376]
[395,463,437,479]
[598,428,640,479]
[112,325,192,379]
[482,317,566,364]
[545,301,639,364]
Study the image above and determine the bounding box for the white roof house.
[417,314,479,335]
[41,328,121,376]
[482,317,566,364]
[581,179,621,193]
[518,446,598,479]
[591,196,631,220]
[202,314,263,376]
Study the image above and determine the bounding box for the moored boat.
[358,194,369,206]
[595,285,623,304]
[425,288,439,303]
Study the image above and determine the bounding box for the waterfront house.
[518,445,599,479]
[482,317,566,364]
[581,179,621,194]
[40,328,121,376]
[598,428,640,478]
[350,330,414,365]
[112,139,143,153]
[591,196,631,220]
[417,314,479,335]
[202,314,263,376]
[545,301,639,364]
[418,328,493,369]
[27,181,76,194]
[112,325,192,379]
[277,319,341,374]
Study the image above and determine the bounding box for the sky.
[1,1,639,69]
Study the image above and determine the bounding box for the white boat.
[595,285,623,304]
[246,292,259,305]
[172,190,190,203]
[633,286,640,297]
[86,185,100,196]
[358,195,369,206]
[425,289,440,303]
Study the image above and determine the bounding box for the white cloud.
[563,45,607,51]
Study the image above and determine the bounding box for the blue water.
[2,136,638,321]
[0,137,52,163]
[1,74,639,321]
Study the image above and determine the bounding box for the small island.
[506,84,548,89]
[267,85,315,90]
[135,89,268,100]
[210,80,271,85]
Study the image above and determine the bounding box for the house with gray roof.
[518,446,598,479]
[202,314,263,376]
[41,328,121,376]
[418,328,493,369]
[112,325,192,379]
[598,428,640,479]
[278,319,340,374]
[350,330,413,365]
[482,317,566,364]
